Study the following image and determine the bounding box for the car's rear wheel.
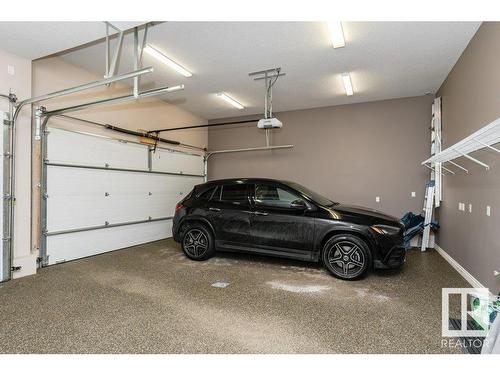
[322,234,371,280]
[181,224,215,261]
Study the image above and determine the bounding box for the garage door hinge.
[37,256,49,265]
[3,152,12,158]
[11,266,21,272]
[3,119,13,126]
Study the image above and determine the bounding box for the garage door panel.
[44,128,204,264]
[46,220,172,265]
[46,167,204,232]
[152,148,204,175]
[47,166,109,231]
[47,127,149,170]
[148,175,204,218]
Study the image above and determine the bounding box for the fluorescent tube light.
[327,22,345,48]
[165,84,185,92]
[216,92,244,109]
[144,45,193,77]
[341,72,354,96]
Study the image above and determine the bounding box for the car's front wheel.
[322,234,371,280]
[181,224,215,261]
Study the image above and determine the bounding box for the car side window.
[197,186,216,201]
[254,184,304,209]
[219,184,249,205]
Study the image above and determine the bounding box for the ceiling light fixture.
[327,22,345,48]
[341,72,354,96]
[144,45,193,77]
[216,92,245,109]
[165,84,185,92]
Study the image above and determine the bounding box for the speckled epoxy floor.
[0,239,468,353]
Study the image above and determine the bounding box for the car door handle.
[208,207,221,212]
[253,211,269,216]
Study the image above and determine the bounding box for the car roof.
[201,178,289,186]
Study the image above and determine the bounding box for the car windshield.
[285,182,337,207]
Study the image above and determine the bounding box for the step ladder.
[421,180,435,252]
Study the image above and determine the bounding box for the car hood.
[330,204,402,226]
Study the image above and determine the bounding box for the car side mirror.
[290,199,307,210]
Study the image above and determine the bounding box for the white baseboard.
[434,243,485,289]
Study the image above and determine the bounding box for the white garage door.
[42,127,204,265]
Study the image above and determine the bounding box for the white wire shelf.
[422,116,500,171]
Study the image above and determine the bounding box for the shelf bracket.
[441,164,456,175]
[446,160,468,174]
[424,163,446,176]
[452,147,490,170]
[473,138,500,154]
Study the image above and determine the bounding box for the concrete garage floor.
[0,239,468,354]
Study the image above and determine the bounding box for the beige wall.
[436,22,500,291]
[27,55,207,273]
[208,95,433,218]
[0,48,35,278]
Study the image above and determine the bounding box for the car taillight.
[175,203,184,211]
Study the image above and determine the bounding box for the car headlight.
[371,225,401,235]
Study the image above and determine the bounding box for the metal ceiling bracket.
[249,67,285,120]
[133,24,149,98]
[105,22,124,81]
[249,67,286,147]
[133,27,139,98]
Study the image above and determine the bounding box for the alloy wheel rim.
[184,229,208,257]
[327,240,366,278]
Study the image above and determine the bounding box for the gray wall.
[208,95,433,218]
[436,22,500,291]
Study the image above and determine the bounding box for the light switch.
[468,204,472,213]
[411,192,416,198]
[7,65,14,75]
[486,206,491,217]
[375,196,380,203]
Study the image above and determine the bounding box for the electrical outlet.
[411,192,416,198]
[458,202,465,211]
[375,196,380,203]
[468,204,472,213]
[486,205,491,217]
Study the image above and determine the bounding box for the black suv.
[173,178,405,280]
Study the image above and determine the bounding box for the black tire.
[322,234,372,280]
[181,223,215,261]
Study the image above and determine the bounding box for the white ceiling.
[2,22,481,120]
[0,22,145,59]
